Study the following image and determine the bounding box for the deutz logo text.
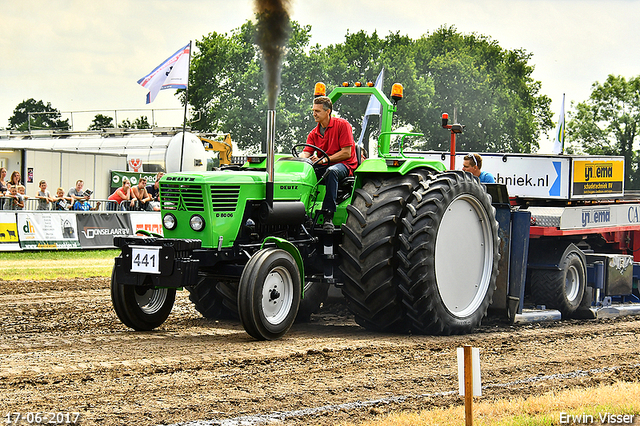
[280,185,298,190]
[166,177,196,182]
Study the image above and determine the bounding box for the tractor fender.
[261,236,305,296]
[354,158,446,187]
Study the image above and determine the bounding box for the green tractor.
[111,81,500,340]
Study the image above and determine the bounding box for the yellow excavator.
[199,134,233,165]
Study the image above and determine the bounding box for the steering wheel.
[291,143,330,167]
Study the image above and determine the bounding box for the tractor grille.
[211,186,240,212]
[160,183,205,211]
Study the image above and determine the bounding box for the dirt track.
[1,278,640,425]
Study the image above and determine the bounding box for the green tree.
[410,26,552,153]
[120,116,151,129]
[189,20,318,152]
[567,74,640,188]
[88,114,114,130]
[8,99,70,131]
[187,21,552,155]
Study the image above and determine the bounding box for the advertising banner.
[128,212,163,236]
[0,212,20,250]
[418,153,570,199]
[17,212,81,249]
[76,213,132,248]
[560,203,640,230]
[571,157,624,198]
[110,171,160,192]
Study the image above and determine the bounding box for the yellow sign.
[572,159,624,196]
[573,160,624,183]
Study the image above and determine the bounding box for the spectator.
[131,177,152,210]
[462,153,495,183]
[73,198,101,211]
[108,178,133,210]
[9,171,21,187]
[36,180,54,210]
[3,185,24,210]
[146,172,163,211]
[53,187,72,210]
[17,185,28,206]
[0,167,7,196]
[68,179,90,202]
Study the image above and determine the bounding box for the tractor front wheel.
[110,267,176,331]
[238,248,301,340]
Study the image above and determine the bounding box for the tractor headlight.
[190,215,205,232]
[163,213,177,230]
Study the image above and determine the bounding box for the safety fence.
[0,197,157,212]
[0,210,162,251]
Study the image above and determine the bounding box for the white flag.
[551,94,565,154]
[357,68,385,147]
[137,43,190,104]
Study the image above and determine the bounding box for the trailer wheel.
[531,249,586,318]
[110,267,175,331]
[186,276,229,319]
[398,171,499,335]
[339,172,428,332]
[295,281,330,323]
[238,248,301,340]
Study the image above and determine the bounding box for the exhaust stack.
[266,109,276,207]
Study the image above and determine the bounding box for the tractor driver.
[301,96,359,231]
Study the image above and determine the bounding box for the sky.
[1,0,639,152]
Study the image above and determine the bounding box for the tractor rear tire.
[295,281,330,323]
[238,248,301,340]
[530,249,586,318]
[339,172,428,332]
[186,276,231,319]
[110,266,176,331]
[397,171,499,335]
[217,280,240,318]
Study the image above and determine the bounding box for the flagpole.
[179,40,192,172]
[560,93,565,155]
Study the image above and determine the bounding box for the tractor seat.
[336,176,355,204]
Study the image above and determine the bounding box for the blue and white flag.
[551,93,565,154]
[357,68,385,147]
[137,43,190,104]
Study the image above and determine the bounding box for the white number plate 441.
[130,246,161,274]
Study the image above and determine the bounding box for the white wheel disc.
[434,194,494,317]
[261,266,294,325]
[135,287,169,315]
[565,264,581,303]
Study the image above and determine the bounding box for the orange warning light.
[314,82,326,97]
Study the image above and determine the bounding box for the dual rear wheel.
[340,170,500,335]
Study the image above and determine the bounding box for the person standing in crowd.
[9,171,21,187]
[462,153,495,183]
[3,185,24,210]
[17,185,28,207]
[108,178,133,210]
[131,177,152,211]
[0,167,8,196]
[68,179,90,202]
[146,172,163,211]
[36,180,54,210]
[53,187,72,210]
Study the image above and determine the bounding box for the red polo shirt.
[305,116,358,174]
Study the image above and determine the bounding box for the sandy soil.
[1,278,639,425]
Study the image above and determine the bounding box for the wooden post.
[464,344,473,426]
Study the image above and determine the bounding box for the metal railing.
[0,197,117,211]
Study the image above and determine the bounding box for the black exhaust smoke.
[255,0,290,208]
[255,0,290,110]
